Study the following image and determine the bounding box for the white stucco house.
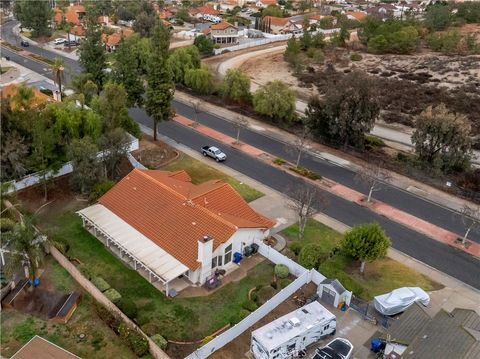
[77,169,274,295]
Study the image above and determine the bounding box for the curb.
[172,116,480,260]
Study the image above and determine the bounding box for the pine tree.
[145,23,175,141]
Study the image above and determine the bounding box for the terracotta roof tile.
[346,11,367,21]
[99,169,273,270]
[211,21,237,30]
[263,16,289,27]
[1,83,51,109]
[54,5,85,25]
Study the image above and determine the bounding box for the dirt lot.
[131,135,179,169]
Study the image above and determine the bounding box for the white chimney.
[197,235,213,266]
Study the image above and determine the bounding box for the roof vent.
[192,222,196,226]
[289,317,301,327]
[186,199,195,207]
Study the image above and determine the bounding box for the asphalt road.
[130,107,480,289]
[2,19,480,288]
[172,101,480,244]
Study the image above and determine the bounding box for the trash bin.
[370,338,385,353]
[233,252,242,264]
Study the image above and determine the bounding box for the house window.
[212,255,223,268]
[224,244,232,264]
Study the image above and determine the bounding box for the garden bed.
[0,257,136,358]
[283,219,443,300]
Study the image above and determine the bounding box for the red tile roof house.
[203,22,240,44]
[101,27,134,52]
[77,169,274,295]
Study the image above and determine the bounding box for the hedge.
[241,300,258,312]
[104,288,122,303]
[151,334,168,350]
[92,277,111,292]
[274,264,289,279]
[118,323,149,357]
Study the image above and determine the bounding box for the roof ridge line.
[188,181,227,200]
[136,169,237,231]
[135,169,188,201]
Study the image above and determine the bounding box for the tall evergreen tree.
[14,0,52,37]
[145,23,174,141]
[79,7,106,88]
[113,34,145,107]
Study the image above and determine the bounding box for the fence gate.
[321,287,336,306]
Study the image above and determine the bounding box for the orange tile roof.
[99,169,274,270]
[263,16,289,27]
[194,6,220,15]
[211,21,237,30]
[54,5,85,25]
[158,10,173,19]
[260,0,277,5]
[1,83,51,110]
[102,28,134,47]
[70,25,85,36]
[346,11,367,21]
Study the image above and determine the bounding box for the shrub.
[365,135,385,151]
[141,322,161,336]
[257,286,277,305]
[289,166,321,180]
[90,180,115,200]
[184,67,214,95]
[350,52,363,61]
[229,309,250,324]
[274,264,290,279]
[92,277,111,292]
[242,300,258,312]
[279,278,292,289]
[299,243,326,269]
[53,238,70,254]
[253,80,296,123]
[95,303,122,330]
[0,218,15,232]
[273,157,286,165]
[118,323,149,357]
[151,334,168,350]
[104,288,122,303]
[289,241,303,256]
[118,298,138,320]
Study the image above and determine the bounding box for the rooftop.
[96,169,274,270]
[11,336,80,359]
[252,301,335,351]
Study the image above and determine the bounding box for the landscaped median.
[172,114,480,259]
[283,219,443,300]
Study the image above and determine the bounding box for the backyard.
[283,219,443,300]
[1,257,136,359]
[41,212,276,346]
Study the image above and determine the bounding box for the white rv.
[251,301,336,359]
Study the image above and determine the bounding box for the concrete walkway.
[171,114,480,259]
[139,122,480,314]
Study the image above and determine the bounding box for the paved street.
[2,19,479,289]
[131,107,480,290]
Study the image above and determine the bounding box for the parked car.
[54,38,66,45]
[201,146,226,162]
[373,287,430,316]
[20,40,29,47]
[313,338,353,359]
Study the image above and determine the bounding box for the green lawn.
[283,219,443,300]
[164,154,264,203]
[1,257,136,359]
[43,213,275,341]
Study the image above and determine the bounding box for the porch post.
[149,271,151,282]
[166,282,169,296]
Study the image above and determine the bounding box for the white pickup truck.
[201,146,226,162]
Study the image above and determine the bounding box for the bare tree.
[355,163,391,203]
[287,184,328,239]
[288,121,310,167]
[191,100,201,127]
[460,204,480,245]
[234,116,249,144]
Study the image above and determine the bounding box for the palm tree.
[50,58,65,101]
[5,217,44,289]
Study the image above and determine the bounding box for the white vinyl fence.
[185,242,331,359]
[6,135,139,194]
[213,34,292,55]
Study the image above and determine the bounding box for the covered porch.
[77,204,190,296]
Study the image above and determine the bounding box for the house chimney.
[197,235,213,265]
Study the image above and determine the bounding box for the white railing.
[6,135,139,194]
[186,270,311,359]
[258,242,309,277]
[213,34,291,55]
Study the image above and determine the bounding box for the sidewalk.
[138,123,480,315]
[171,112,480,259]
[174,90,477,214]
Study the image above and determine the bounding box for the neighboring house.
[11,335,80,359]
[158,9,173,19]
[381,303,480,359]
[190,5,220,18]
[256,0,277,8]
[1,83,52,109]
[70,24,85,37]
[203,21,239,44]
[77,169,274,294]
[54,4,86,26]
[366,4,396,19]
[101,27,134,52]
[346,11,367,21]
[262,15,288,34]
